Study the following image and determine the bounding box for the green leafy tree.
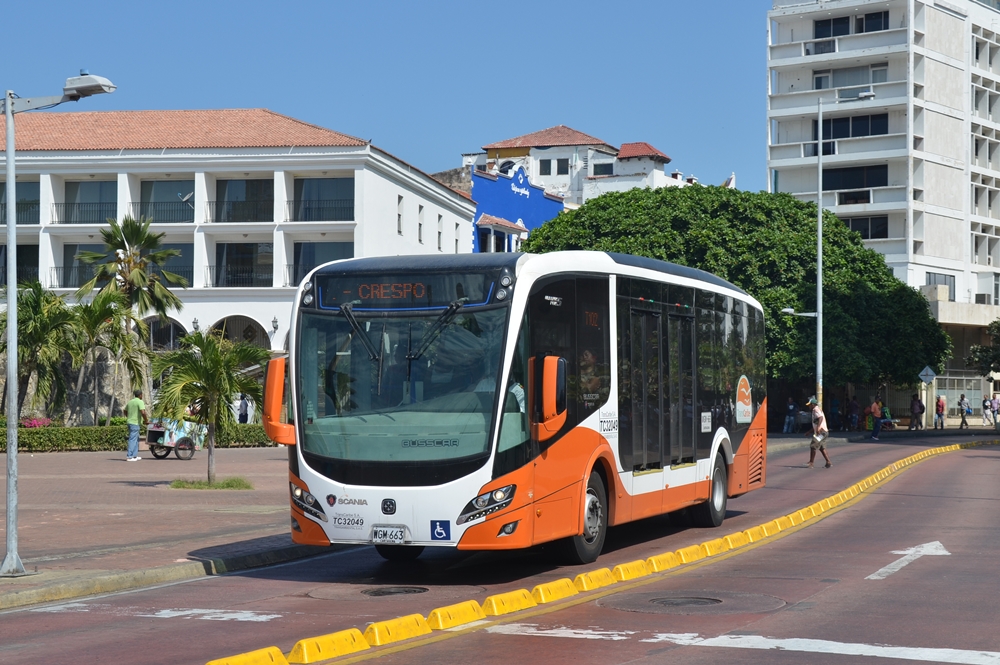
[523,185,951,386]
[966,319,1000,376]
[75,215,187,320]
[151,331,270,483]
[0,282,79,417]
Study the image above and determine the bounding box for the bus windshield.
[296,306,509,475]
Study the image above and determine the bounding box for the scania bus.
[263,251,767,564]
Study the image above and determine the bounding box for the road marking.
[485,623,635,641]
[866,541,951,580]
[642,633,1000,664]
[136,608,283,622]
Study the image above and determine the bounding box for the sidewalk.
[1,429,995,611]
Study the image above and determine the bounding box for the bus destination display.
[317,273,491,309]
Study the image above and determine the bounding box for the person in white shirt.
[807,396,832,469]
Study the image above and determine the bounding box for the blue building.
[471,166,564,253]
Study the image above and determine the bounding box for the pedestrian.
[807,396,833,468]
[935,395,946,429]
[909,393,925,430]
[238,393,249,424]
[992,394,999,425]
[783,396,798,433]
[870,396,882,441]
[983,395,994,427]
[958,393,970,429]
[123,389,149,462]
[848,396,860,431]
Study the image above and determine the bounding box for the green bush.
[216,424,274,448]
[99,416,129,427]
[0,422,277,453]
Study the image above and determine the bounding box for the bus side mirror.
[530,355,567,443]
[264,357,295,445]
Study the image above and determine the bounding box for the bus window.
[577,277,610,417]
[493,314,531,478]
[528,278,577,448]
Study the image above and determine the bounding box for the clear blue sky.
[2,0,774,191]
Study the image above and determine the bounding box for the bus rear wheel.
[564,471,607,565]
[375,545,424,562]
[691,454,728,528]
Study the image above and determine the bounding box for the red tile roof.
[483,125,615,151]
[0,109,368,151]
[617,141,671,163]
[476,213,525,233]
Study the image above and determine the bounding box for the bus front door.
[668,315,696,466]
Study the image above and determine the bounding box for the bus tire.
[691,454,728,528]
[564,471,607,565]
[375,545,424,562]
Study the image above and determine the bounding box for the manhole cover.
[361,586,429,597]
[650,597,723,607]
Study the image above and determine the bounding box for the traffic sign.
[919,366,936,385]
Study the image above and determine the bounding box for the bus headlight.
[457,485,515,524]
[290,482,327,522]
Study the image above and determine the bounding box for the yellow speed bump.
[426,600,486,630]
[723,531,749,549]
[742,526,766,543]
[531,578,578,604]
[612,560,650,582]
[700,538,729,557]
[574,567,617,591]
[363,614,432,647]
[482,588,536,616]
[287,629,368,664]
[676,544,705,563]
[646,551,681,572]
[206,646,289,665]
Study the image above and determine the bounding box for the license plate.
[371,526,406,545]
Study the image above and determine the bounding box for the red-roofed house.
[0,108,475,357]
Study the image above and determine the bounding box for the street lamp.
[2,72,116,578]
[812,89,876,411]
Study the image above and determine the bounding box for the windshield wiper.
[339,302,381,362]
[407,298,467,361]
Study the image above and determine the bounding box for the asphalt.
[1,425,995,612]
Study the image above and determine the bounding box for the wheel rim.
[583,489,603,543]
[711,467,726,512]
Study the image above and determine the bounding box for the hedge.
[0,423,276,453]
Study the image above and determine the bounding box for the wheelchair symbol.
[431,520,450,541]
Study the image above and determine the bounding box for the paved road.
[4,436,995,665]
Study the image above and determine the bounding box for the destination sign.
[317,272,491,309]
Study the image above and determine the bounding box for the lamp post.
[1,72,116,577]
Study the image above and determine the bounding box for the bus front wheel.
[375,545,424,562]
[564,471,607,565]
[691,455,728,528]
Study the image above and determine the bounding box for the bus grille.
[747,431,765,487]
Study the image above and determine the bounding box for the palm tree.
[152,331,270,484]
[75,215,188,321]
[0,282,79,418]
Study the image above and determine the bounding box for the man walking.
[238,393,249,424]
[783,397,798,433]
[983,395,993,427]
[910,393,925,430]
[992,394,999,426]
[124,389,149,462]
[870,396,882,441]
[935,395,946,429]
[807,396,833,468]
[958,393,970,429]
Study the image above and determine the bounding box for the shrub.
[100,416,129,427]
[0,425,129,453]
[216,424,274,448]
[21,417,52,428]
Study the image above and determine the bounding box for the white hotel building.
[0,109,475,352]
[768,0,1000,406]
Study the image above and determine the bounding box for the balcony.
[130,202,195,224]
[51,266,97,289]
[770,29,907,62]
[207,201,273,224]
[206,265,272,288]
[285,263,318,287]
[769,81,908,113]
[51,203,117,225]
[285,199,354,222]
[0,266,40,286]
[0,202,40,225]
[772,134,908,161]
[152,265,194,286]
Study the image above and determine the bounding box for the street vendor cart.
[146,418,207,460]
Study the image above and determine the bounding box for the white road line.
[485,623,635,641]
[136,609,283,622]
[866,541,951,580]
[642,633,1000,664]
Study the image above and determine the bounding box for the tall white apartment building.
[0,109,475,353]
[768,0,1000,403]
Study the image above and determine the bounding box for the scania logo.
[381,499,396,515]
[326,495,336,507]
[325,494,368,506]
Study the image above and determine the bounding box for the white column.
[38,174,59,287]
[353,167,365,256]
[273,228,287,288]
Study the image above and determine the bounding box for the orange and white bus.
[264,251,767,563]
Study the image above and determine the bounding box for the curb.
[0,544,332,612]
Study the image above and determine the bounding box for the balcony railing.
[0,266,40,285]
[51,202,117,224]
[51,266,98,288]
[130,202,195,223]
[284,263,318,287]
[285,199,354,222]
[207,265,273,288]
[152,265,194,286]
[0,202,41,224]
[207,200,274,223]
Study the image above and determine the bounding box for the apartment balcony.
[130,202,195,224]
[769,81,908,115]
[284,199,354,222]
[770,134,908,163]
[285,263,321,287]
[206,265,273,288]
[770,28,907,64]
[51,202,117,225]
[0,202,40,225]
[51,266,97,289]
[207,201,274,224]
[788,186,908,211]
[0,266,40,286]
[152,265,194,286]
